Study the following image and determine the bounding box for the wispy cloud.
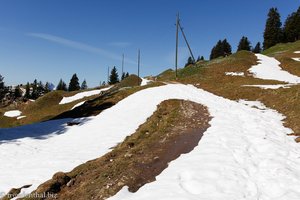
[108,42,131,48]
[27,33,137,65]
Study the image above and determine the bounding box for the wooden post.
[175,13,179,78]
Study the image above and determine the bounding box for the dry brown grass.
[157,43,300,139]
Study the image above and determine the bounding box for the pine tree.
[68,73,80,91]
[81,79,88,90]
[185,56,194,67]
[200,56,204,60]
[125,72,129,78]
[56,79,67,91]
[14,85,22,99]
[263,7,283,49]
[45,82,50,93]
[210,39,232,60]
[25,82,31,99]
[37,81,44,97]
[109,66,119,84]
[121,72,126,80]
[222,39,232,56]
[283,7,300,42]
[252,42,262,53]
[0,74,5,100]
[101,81,106,86]
[237,36,251,51]
[31,79,38,99]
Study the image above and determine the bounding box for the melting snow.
[1,84,300,200]
[140,78,152,86]
[59,87,111,104]
[249,54,300,84]
[292,58,300,62]
[225,72,245,76]
[294,51,300,54]
[242,84,293,89]
[17,116,26,120]
[3,110,22,118]
[71,101,85,110]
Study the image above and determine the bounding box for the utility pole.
[178,21,195,62]
[175,12,179,78]
[138,49,140,78]
[122,54,124,75]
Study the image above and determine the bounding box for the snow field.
[249,54,300,84]
[59,87,111,104]
[3,110,22,117]
[1,84,300,200]
[140,78,152,86]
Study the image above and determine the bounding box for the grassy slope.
[157,41,300,138]
[0,75,144,128]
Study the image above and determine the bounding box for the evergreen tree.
[45,82,50,93]
[109,66,119,84]
[56,79,67,91]
[121,72,126,80]
[31,79,38,99]
[81,79,88,90]
[68,73,80,91]
[185,56,194,67]
[237,36,251,51]
[125,72,129,78]
[25,82,31,99]
[14,85,22,99]
[101,81,106,86]
[210,39,232,60]
[37,81,44,96]
[222,39,232,56]
[200,56,204,60]
[283,7,300,42]
[0,74,5,100]
[263,7,283,49]
[252,42,262,53]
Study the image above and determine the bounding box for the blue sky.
[0,0,299,87]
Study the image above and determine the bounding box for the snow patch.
[3,110,22,117]
[1,84,300,200]
[59,87,111,104]
[294,51,300,54]
[242,84,293,89]
[249,54,300,84]
[17,116,26,120]
[225,72,245,76]
[140,78,152,86]
[292,58,300,62]
[71,101,85,110]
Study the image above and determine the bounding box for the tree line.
[185,6,300,64]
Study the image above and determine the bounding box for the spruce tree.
[25,82,31,99]
[56,79,67,91]
[237,36,251,51]
[37,81,44,97]
[81,79,88,90]
[263,7,283,49]
[252,42,262,53]
[0,74,5,100]
[210,39,232,60]
[185,56,194,67]
[109,66,119,84]
[200,56,204,60]
[68,73,80,91]
[283,7,300,42]
[14,85,22,99]
[222,39,232,56]
[45,82,50,93]
[121,72,126,80]
[125,72,129,78]
[31,79,38,99]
